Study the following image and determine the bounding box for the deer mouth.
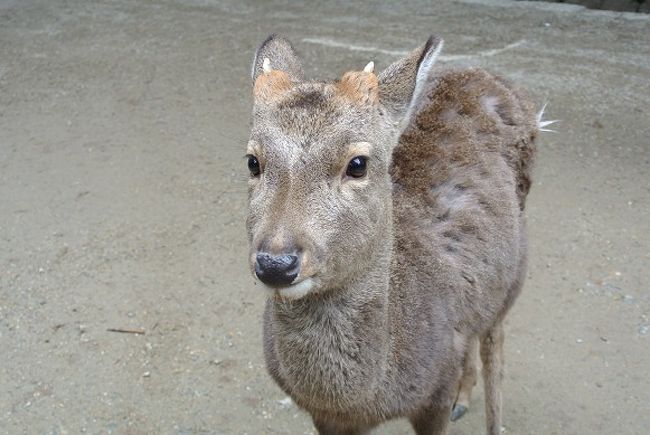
[271,277,316,300]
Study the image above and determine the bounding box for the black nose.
[255,252,300,287]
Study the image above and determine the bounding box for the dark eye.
[247,155,261,177]
[346,156,368,178]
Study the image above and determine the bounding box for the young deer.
[245,34,542,435]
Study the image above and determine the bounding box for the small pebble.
[576,338,584,343]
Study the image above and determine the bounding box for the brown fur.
[336,71,379,105]
[254,69,294,103]
[246,35,539,435]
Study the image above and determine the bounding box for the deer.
[244,34,549,435]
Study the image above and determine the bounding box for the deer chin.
[270,277,316,300]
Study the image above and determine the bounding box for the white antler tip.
[262,58,272,73]
[363,61,375,73]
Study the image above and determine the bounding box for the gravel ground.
[1,0,649,434]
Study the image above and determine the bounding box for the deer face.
[246,35,442,300]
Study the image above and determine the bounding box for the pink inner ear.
[337,71,379,105]
[254,70,293,103]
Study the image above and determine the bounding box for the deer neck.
[269,219,395,412]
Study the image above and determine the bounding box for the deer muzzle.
[254,252,300,287]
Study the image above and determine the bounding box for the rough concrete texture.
[1,0,648,434]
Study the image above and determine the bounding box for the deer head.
[246,34,443,299]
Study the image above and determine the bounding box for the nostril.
[255,252,300,287]
[285,254,298,270]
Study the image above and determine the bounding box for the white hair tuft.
[536,103,559,133]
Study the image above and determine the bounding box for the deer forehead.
[252,86,379,150]
[255,79,379,117]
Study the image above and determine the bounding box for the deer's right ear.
[251,35,304,83]
[251,35,304,103]
[378,35,443,129]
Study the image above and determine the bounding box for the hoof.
[450,404,468,422]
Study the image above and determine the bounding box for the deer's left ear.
[378,35,443,127]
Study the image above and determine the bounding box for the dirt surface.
[1,0,648,434]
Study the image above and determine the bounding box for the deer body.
[246,35,538,435]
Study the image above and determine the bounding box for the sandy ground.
[1,0,648,434]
